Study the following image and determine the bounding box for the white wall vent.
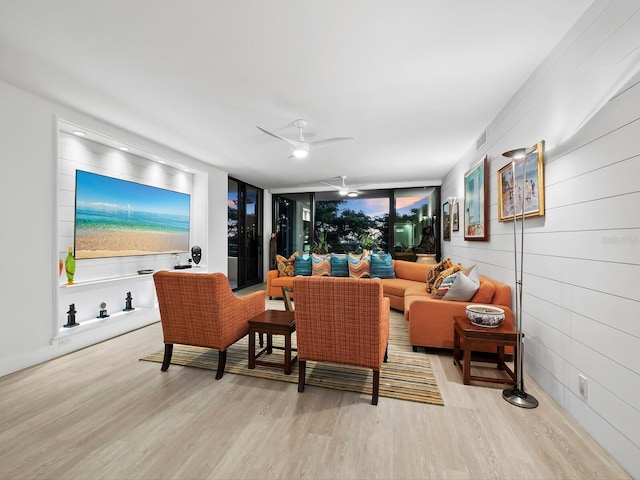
[476,131,487,150]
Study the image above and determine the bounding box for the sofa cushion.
[370,253,395,279]
[271,276,295,289]
[330,253,349,277]
[471,277,496,303]
[348,252,370,278]
[311,253,332,276]
[276,252,298,277]
[383,278,424,297]
[426,258,452,293]
[442,265,480,301]
[404,283,431,298]
[393,260,432,282]
[294,256,312,276]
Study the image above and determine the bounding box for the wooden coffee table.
[453,315,518,386]
[248,310,297,375]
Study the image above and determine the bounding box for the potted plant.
[310,232,330,254]
[359,233,380,255]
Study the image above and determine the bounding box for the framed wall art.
[497,140,545,222]
[442,201,451,241]
[464,156,488,241]
[452,201,459,231]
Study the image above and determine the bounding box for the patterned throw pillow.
[370,252,395,279]
[276,252,298,277]
[347,252,371,278]
[426,258,452,293]
[330,254,349,277]
[432,264,464,291]
[432,272,459,298]
[311,253,332,276]
[294,256,312,276]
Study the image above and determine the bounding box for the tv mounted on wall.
[74,170,191,259]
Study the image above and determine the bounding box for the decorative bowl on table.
[466,305,505,328]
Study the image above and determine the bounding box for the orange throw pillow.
[471,279,496,303]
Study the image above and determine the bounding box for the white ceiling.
[0,1,593,191]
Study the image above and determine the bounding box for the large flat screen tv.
[74,170,191,259]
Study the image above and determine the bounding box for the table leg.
[267,333,273,354]
[284,332,292,375]
[453,328,460,366]
[463,344,471,385]
[497,345,505,370]
[248,330,256,369]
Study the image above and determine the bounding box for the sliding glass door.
[273,193,313,260]
[228,178,263,290]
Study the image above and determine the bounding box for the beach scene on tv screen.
[74,170,191,259]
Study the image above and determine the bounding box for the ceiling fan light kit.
[256,119,354,159]
[292,143,309,159]
[322,175,361,197]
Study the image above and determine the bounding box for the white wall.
[57,130,197,282]
[440,2,640,477]
[0,79,229,377]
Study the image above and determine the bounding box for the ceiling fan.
[321,176,363,197]
[256,119,354,159]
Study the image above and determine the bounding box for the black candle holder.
[123,291,135,311]
[64,303,79,328]
[97,302,110,319]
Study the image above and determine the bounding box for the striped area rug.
[141,300,444,406]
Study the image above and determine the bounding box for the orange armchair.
[292,276,390,405]
[153,271,265,379]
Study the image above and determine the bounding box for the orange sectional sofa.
[402,274,514,351]
[265,258,429,303]
[265,259,514,351]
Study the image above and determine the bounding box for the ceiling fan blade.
[309,137,355,148]
[320,181,340,189]
[256,125,297,147]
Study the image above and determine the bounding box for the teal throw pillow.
[370,253,395,279]
[330,254,349,277]
[294,256,312,276]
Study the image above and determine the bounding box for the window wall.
[392,187,439,261]
[272,186,439,260]
[314,190,391,253]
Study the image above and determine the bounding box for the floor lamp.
[501,147,539,409]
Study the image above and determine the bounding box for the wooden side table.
[453,315,518,386]
[248,310,297,375]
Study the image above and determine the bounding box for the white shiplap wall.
[0,80,229,377]
[56,129,199,329]
[57,129,195,282]
[440,2,640,477]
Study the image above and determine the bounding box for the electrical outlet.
[578,374,588,400]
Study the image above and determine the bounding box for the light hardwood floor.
[0,289,630,479]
